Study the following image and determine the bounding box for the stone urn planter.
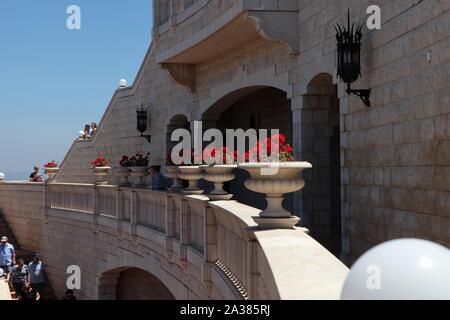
[200,165,237,200]
[178,166,204,195]
[44,167,59,182]
[163,166,183,190]
[130,166,148,188]
[93,166,111,185]
[115,167,131,187]
[238,162,312,229]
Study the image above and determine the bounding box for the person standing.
[28,253,45,299]
[10,258,29,298]
[0,236,15,281]
[148,165,169,191]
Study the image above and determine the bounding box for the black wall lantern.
[137,102,151,143]
[335,11,371,107]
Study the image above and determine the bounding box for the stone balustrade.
[0,181,349,300]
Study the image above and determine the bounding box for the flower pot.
[178,166,204,195]
[115,167,131,187]
[44,167,59,182]
[130,166,148,188]
[163,166,183,190]
[93,166,111,185]
[238,162,312,229]
[200,165,237,200]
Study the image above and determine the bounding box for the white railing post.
[247,233,259,300]
[116,187,123,238]
[179,198,190,269]
[203,205,218,296]
[130,190,138,245]
[164,194,175,262]
[92,186,100,233]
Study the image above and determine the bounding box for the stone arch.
[166,114,190,155]
[98,267,176,300]
[198,66,293,118]
[200,85,294,212]
[300,73,342,257]
[97,249,189,300]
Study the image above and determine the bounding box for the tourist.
[29,166,43,183]
[78,124,91,140]
[18,283,40,301]
[62,289,77,300]
[90,122,97,137]
[0,236,15,281]
[10,258,29,298]
[28,253,45,298]
[148,165,169,191]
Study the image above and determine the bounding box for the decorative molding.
[245,10,299,54]
[161,63,196,93]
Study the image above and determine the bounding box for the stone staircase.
[0,213,57,300]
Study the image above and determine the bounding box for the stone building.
[54,0,450,265]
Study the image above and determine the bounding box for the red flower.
[271,133,286,146]
[44,161,58,168]
[92,157,108,168]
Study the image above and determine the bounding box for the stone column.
[202,205,218,296]
[165,195,176,262]
[92,186,100,233]
[130,190,138,245]
[97,272,120,300]
[179,199,190,269]
[116,188,123,238]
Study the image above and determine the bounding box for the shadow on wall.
[99,267,176,300]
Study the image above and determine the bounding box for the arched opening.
[166,114,190,155]
[301,73,341,256]
[202,86,293,211]
[98,268,175,300]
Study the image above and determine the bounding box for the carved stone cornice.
[161,63,196,93]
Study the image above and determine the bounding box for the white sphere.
[119,79,128,88]
[0,173,4,180]
[341,239,450,300]
[0,268,3,277]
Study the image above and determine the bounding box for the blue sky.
[0,0,152,179]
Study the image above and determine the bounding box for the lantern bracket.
[137,102,152,143]
[335,10,372,108]
[346,84,371,107]
[140,133,152,143]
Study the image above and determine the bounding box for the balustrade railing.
[49,184,93,214]
[0,180,348,300]
[45,183,260,299]
[138,190,166,233]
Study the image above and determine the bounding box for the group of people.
[0,236,44,300]
[0,236,77,300]
[78,122,97,141]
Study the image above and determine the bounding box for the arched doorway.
[98,268,175,300]
[202,86,293,211]
[301,73,341,256]
[166,114,190,155]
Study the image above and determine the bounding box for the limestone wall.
[53,0,450,264]
[293,0,450,262]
